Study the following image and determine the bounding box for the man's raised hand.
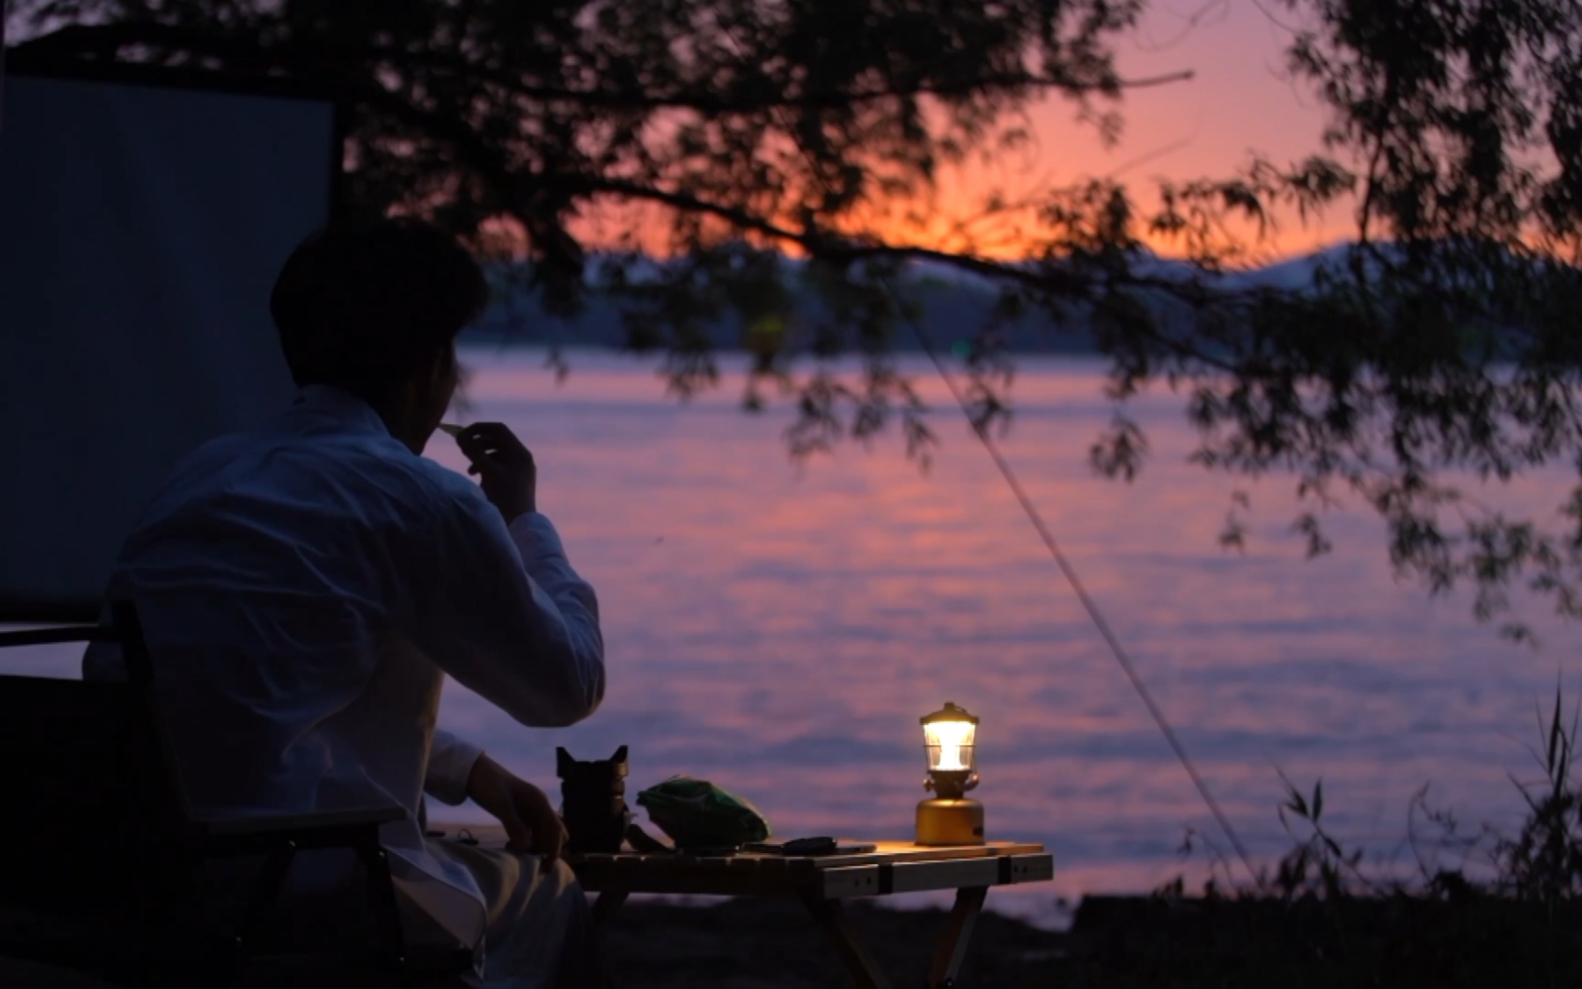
[454,422,537,522]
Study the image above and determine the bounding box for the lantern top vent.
[920,701,978,726]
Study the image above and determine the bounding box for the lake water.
[13,348,1582,925]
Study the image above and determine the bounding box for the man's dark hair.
[270,218,489,398]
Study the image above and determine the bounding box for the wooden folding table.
[571,840,1053,989]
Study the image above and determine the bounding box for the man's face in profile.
[445,347,475,421]
[412,342,464,453]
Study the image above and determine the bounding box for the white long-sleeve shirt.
[82,383,604,944]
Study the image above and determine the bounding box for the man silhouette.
[84,219,605,987]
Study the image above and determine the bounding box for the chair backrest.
[0,603,191,906]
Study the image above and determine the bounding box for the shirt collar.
[291,384,392,437]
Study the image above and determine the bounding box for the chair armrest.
[192,806,407,849]
[0,625,112,648]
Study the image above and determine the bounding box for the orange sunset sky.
[941,0,1355,259]
[576,1,1357,263]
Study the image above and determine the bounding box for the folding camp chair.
[0,602,473,987]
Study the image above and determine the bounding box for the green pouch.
[635,775,772,850]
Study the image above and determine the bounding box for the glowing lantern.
[916,702,985,846]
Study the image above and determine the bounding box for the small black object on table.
[556,745,632,854]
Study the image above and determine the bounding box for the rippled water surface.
[15,348,1582,925]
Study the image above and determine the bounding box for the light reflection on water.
[14,349,1582,926]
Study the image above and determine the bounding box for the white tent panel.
[0,71,338,620]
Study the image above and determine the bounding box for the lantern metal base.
[915,797,985,846]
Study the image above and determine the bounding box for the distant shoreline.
[456,337,1111,358]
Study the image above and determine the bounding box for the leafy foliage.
[10,0,1582,632]
[1497,685,1582,901]
[1130,684,1582,987]
[1165,683,1582,909]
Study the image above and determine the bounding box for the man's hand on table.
[466,753,567,872]
[456,422,537,522]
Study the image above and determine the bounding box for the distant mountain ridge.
[464,246,1353,353]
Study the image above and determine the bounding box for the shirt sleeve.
[406,478,605,729]
[424,729,486,806]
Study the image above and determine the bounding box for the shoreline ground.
[599,893,1582,987]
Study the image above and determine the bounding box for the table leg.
[592,889,630,927]
[926,886,988,988]
[799,892,893,989]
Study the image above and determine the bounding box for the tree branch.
[9,19,1229,376]
[9,22,1192,114]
